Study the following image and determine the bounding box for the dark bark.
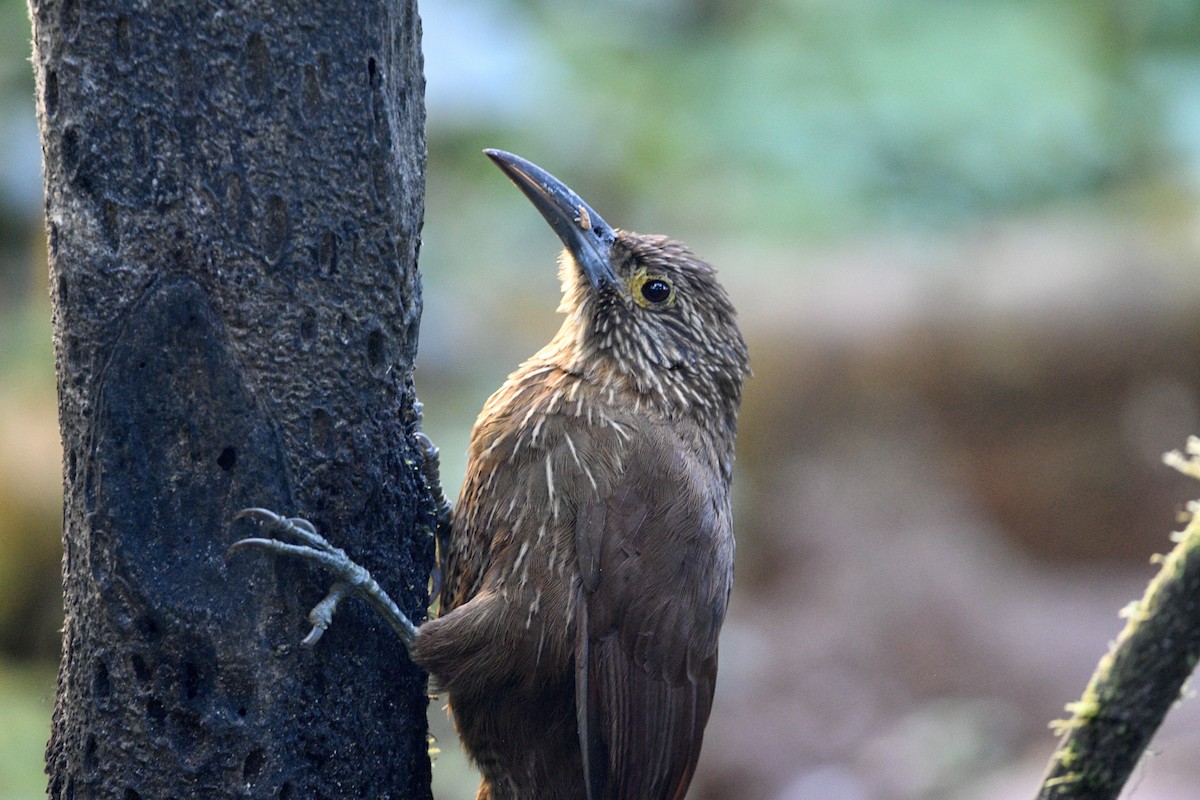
[1036,446,1200,799]
[30,1,433,797]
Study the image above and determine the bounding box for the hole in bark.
[217,446,236,471]
[299,307,317,343]
[278,782,293,800]
[83,735,97,771]
[131,654,151,684]
[263,194,288,264]
[243,32,270,104]
[317,229,337,275]
[44,70,58,117]
[367,57,385,137]
[137,614,160,641]
[131,120,148,166]
[61,127,80,175]
[92,659,110,701]
[311,407,333,456]
[242,747,266,781]
[115,16,131,60]
[183,661,201,700]
[124,789,141,800]
[367,330,387,374]
[146,697,165,725]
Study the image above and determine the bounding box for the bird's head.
[486,150,750,430]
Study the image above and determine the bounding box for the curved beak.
[484,149,619,292]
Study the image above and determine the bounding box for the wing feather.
[575,438,732,799]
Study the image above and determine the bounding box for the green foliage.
[0,659,54,799]
[426,0,1195,241]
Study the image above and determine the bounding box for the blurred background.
[4,0,1200,797]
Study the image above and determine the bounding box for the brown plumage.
[416,151,749,800]
[232,150,749,800]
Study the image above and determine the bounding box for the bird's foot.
[228,507,417,650]
[414,431,453,534]
[413,427,453,603]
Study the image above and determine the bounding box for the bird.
[231,149,750,800]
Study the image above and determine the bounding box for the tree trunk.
[30,1,433,797]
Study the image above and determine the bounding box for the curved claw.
[232,506,285,525]
[233,507,316,532]
[231,508,326,548]
[226,536,282,556]
[414,430,437,459]
[301,583,350,647]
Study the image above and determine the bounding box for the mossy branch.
[1035,436,1200,800]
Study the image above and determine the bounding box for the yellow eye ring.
[630,272,675,308]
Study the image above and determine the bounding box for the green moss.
[1042,771,1082,789]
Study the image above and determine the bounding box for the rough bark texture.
[1036,444,1200,800]
[30,1,434,797]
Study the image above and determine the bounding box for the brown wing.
[575,440,734,800]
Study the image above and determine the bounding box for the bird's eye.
[641,279,672,304]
